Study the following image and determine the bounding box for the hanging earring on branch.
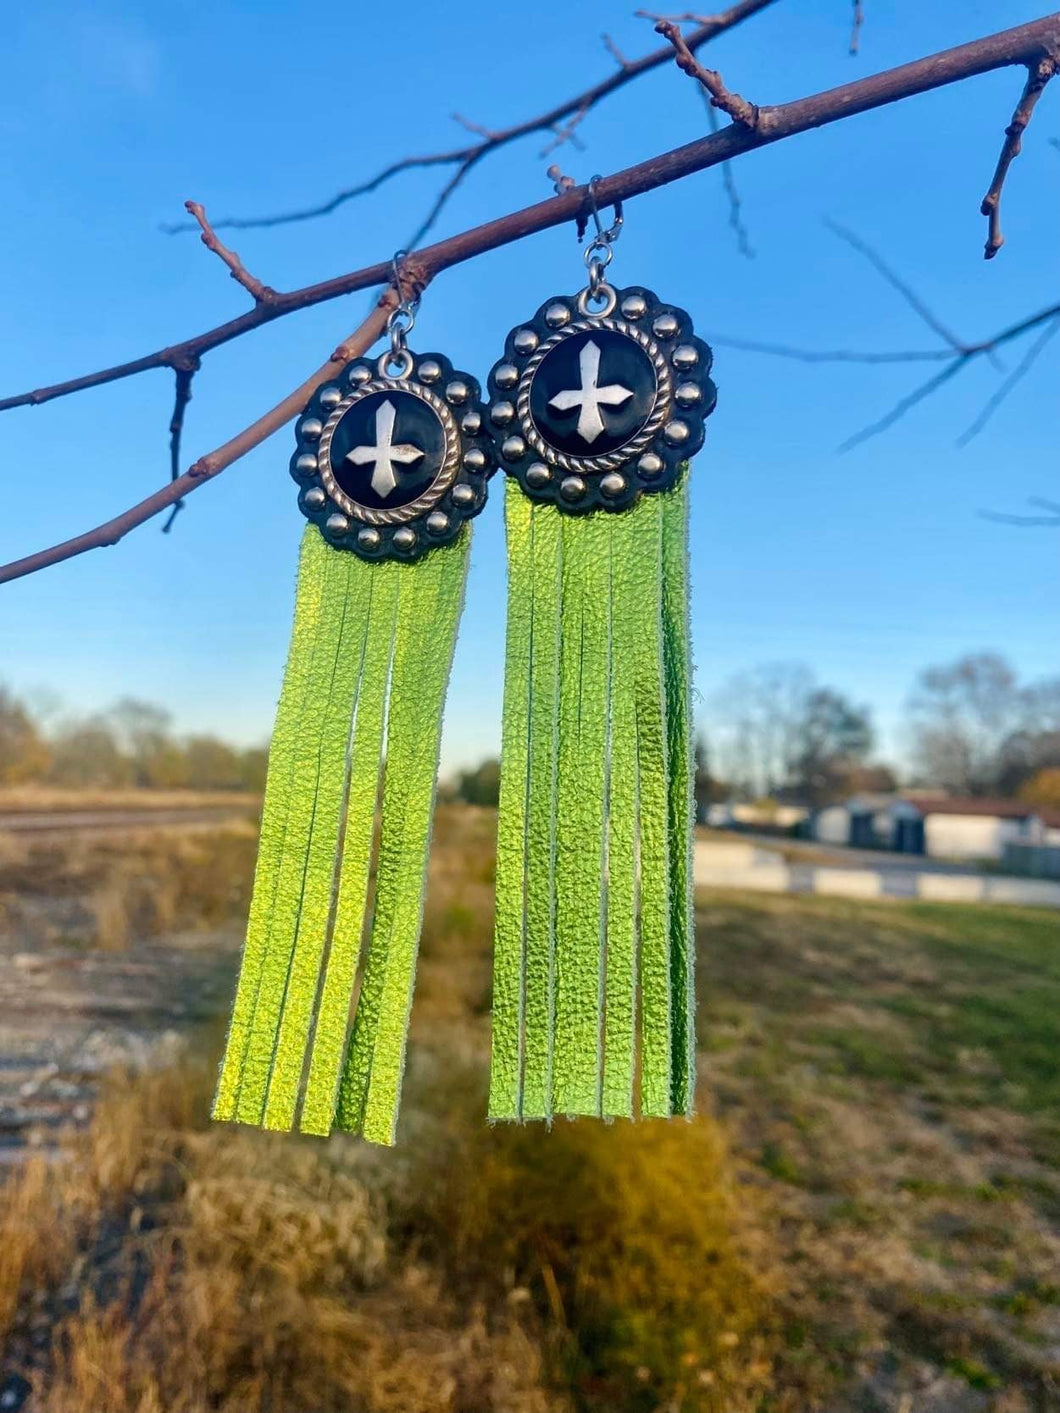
[213,254,493,1145]
[486,182,716,1124]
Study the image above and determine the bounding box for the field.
[1,806,1058,1412]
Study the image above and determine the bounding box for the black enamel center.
[328,389,446,511]
[528,329,657,456]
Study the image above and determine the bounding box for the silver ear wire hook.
[583,175,624,248]
[580,176,624,310]
[384,249,419,377]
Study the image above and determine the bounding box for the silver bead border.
[514,316,674,475]
[316,377,461,527]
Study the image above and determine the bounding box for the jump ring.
[378,349,414,379]
[576,281,618,318]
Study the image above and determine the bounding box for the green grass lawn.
[696,890,1060,1407]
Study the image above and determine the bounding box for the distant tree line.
[4,650,1056,810]
[0,688,267,791]
[702,652,1060,808]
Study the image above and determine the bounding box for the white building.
[906,796,1044,861]
[811,795,1052,862]
[813,795,924,852]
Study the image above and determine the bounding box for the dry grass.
[0,822,259,950]
[2,806,1058,1411]
[0,786,260,813]
[3,1058,783,1413]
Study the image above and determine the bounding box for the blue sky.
[1,0,1056,772]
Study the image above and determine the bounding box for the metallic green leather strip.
[552,512,610,1116]
[630,495,673,1118]
[488,484,532,1120]
[360,532,470,1144]
[261,550,370,1130]
[520,502,561,1121]
[603,511,638,1118]
[213,528,327,1121]
[298,566,398,1135]
[235,540,351,1125]
[662,475,696,1116]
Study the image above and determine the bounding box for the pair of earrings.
[213,191,717,1145]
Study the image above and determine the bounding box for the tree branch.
[824,218,968,351]
[3,14,1060,584]
[183,200,278,304]
[162,359,199,534]
[956,311,1060,443]
[653,17,760,126]
[702,94,754,256]
[980,496,1060,527]
[981,54,1058,259]
[4,13,1056,425]
[601,33,632,70]
[850,1,865,56]
[837,301,1060,452]
[0,297,398,586]
[161,0,780,238]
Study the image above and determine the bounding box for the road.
[0,805,256,835]
[695,835,1060,907]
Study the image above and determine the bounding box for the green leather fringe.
[213,524,468,1145]
[489,475,695,1123]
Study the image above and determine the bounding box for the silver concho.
[291,350,493,560]
[486,285,716,513]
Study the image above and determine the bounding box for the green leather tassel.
[490,475,695,1122]
[214,525,469,1145]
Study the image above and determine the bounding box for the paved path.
[694,839,1060,908]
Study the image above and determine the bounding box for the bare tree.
[710,663,815,797]
[788,688,875,806]
[905,651,1058,795]
[710,666,877,802]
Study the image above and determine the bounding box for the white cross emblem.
[344,398,424,498]
[548,339,634,445]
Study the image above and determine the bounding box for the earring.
[213,256,492,1146]
[485,184,716,1124]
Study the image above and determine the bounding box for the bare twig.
[654,17,760,125]
[162,0,780,238]
[850,1,864,56]
[0,296,399,585]
[403,153,484,253]
[825,219,967,351]
[539,104,590,159]
[708,335,953,363]
[162,359,199,534]
[981,55,1058,259]
[635,10,718,22]
[183,201,278,305]
[546,163,577,195]
[702,95,754,255]
[956,312,1060,443]
[450,112,498,140]
[837,301,1060,452]
[838,359,970,451]
[602,33,632,69]
[827,217,1006,370]
[980,496,1060,526]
